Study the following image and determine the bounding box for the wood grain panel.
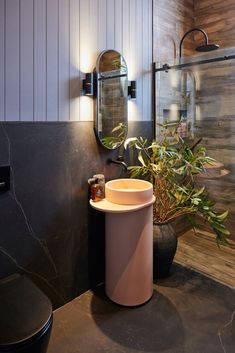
[175,229,235,288]
[194,0,235,50]
[192,51,235,242]
[153,0,235,277]
[153,0,195,63]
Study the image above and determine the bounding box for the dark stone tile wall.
[0,121,153,308]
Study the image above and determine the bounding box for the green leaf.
[212,223,230,235]
[216,210,229,221]
[138,152,146,166]
[124,137,138,149]
[193,187,205,197]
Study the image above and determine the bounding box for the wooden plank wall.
[194,0,235,50]
[0,0,152,122]
[154,0,235,61]
[193,1,235,241]
[153,0,235,241]
[153,0,195,63]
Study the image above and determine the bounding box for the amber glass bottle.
[92,174,105,201]
[91,182,104,201]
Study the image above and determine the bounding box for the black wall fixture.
[128,80,136,99]
[83,73,94,96]
[0,165,10,193]
[179,28,219,63]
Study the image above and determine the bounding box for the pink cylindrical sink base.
[105,205,153,306]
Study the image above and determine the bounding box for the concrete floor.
[47,264,235,353]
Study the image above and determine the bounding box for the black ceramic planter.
[153,223,178,279]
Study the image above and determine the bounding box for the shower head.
[179,28,220,62]
[196,43,220,52]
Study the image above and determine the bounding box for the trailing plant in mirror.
[124,124,230,245]
[101,123,128,149]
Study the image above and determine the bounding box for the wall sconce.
[83,73,94,96]
[128,81,136,99]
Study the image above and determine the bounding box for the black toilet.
[0,274,53,353]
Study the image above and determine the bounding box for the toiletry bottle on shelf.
[92,174,105,201]
[88,177,97,200]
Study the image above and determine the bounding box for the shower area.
[153,20,235,287]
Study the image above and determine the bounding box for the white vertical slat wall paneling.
[135,0,143,121]
[2,0,153,122]
[123,0,132,122]
[20,0,33,121]
[69,0,80,121]
[114,0,123,54]
[129,0,136,79]
[0,0,5,121]
[58,0,69,121]
[90,0,99,68]
[79,0,93,121]
[34,0,47,121]
[148,0,153,122]
[106,0,115,49]
[142,0,148,120]
[98,0,107,52]
[88,0,98,121]
[46,0,59,121]
[5,0,20,121]
[79,0,91,72]
[122,0,130,69]
[129,0,139,121]
[142,0,150,121]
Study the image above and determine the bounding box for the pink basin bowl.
[105,178,153,205]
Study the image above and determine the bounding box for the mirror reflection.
[95,50,128,149]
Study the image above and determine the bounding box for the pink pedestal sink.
[90,179,155,306]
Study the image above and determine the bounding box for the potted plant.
[124,124,230,278]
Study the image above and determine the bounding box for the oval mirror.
[94,50,128,149]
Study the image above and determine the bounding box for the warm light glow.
[127,54,137,80]
[80,49,94,73]
[128,100,139,121]
[80,96,93,121]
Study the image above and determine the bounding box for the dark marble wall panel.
[0,121,153,308]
